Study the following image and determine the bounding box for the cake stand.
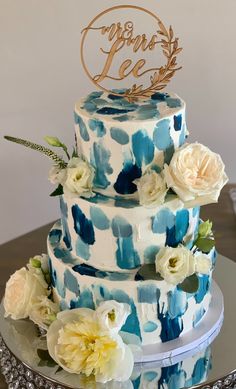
[0,255,236,389]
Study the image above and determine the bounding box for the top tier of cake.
[75,91,187,198]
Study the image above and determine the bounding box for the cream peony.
[4,267,49,320]
[96,300,131,333]
[135,170,167,207]
[47,307,134,383]
[63,157,94,198]
[164,143,228,207]
[29,296,59,330]
[155,246,195,285]
[48,165,66,185]
[195,254,212,275]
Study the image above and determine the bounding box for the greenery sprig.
[194,220,215,254]
[4,136,67,169]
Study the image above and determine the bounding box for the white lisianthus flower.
[29,296,59,330]
[48,165,66,185]
[63,157,95,198]
[135,170,167,207]
[195,254,212,275]
[96,300,131,333]
[163,143,228,207]
[155,246,195,285]
[47,308,134,383]
[4,267,49,320]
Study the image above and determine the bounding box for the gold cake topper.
[81,5,182,101]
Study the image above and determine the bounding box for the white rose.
[48,165,66,185]
[29,296,59,330]
[155,246,195,285]
[135,170,167,207]
[4,267,49,320]
[47,308,134,383]
[63,157,94,198]
[195,254,212,275]
[96,300,131,333]
[164,143,228,207]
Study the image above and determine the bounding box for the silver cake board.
[134,280,224,364]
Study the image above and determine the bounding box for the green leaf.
[72,147,78,158]
[44,136,63,147]
[195,237,215,253]
[37,349,51,361]
[55,366,63,374]
[136,264,164,281]
[198,220,213,238]
[178,274,199,293]
[37,349,57,367]
[50,184,64,197]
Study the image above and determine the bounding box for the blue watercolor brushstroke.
[153,119,173,150]
[167,289,188,319]
[175,209,189,243]
[88,119,106,137]
[194,275,210,304]
[151,92,170,101]
[75,236,90,261]
[158,303,183,342]
[132,130,154,167]
[60,197,72,249]
[143,372,158,381]
[71,204,95,245]
[174,114,182,131]
[166,97,182,108]
[137,284,160,304]
[116,237,140,269]
[53,247,74,264]
[74,112,90,141]
[97,107,136,115]
[144,245,160,264]
[135,104,159,120]
[111,216,133,238]
[143,322,158,333]
[90,141,113,189]
[114,161,141,195]
[64,269,80,295]
[165,209,190,247]
[48,229,62,246]
[110,127,129,145]
[71,289,95,310]
[90,206,110,230]
[152,208,175,234]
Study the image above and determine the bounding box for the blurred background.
[1,0,236,244]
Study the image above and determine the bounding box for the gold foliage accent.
[124,23,182,101]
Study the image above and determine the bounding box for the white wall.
[1,0,236,244]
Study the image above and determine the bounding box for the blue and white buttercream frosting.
[75,91,188,197]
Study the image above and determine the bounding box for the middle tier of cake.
[59,193,200,272]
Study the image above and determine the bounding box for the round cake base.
[135,280,224,363]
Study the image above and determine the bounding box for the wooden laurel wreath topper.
[81,5,182,101]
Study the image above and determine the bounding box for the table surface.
[0,183,236,388]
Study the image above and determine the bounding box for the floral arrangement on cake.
[3,133,227,383]
[4,136,228,207]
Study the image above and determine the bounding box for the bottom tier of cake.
[48,221,217,347]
